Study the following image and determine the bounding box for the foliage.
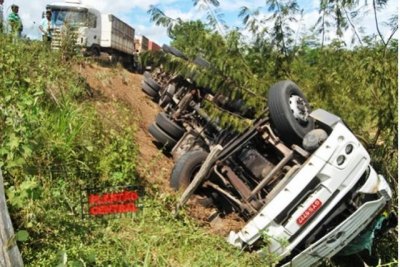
[147,0,398,263]
[58,24,80,61]
[0,34,267,266]
[0,35,139,263]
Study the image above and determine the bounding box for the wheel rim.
[289,94,310,125]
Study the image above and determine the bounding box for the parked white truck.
[46,0,135,68]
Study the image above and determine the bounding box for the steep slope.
[78,62,245,235]
[78,63,175,189]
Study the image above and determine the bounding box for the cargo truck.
[134,35,149,53]
[46,0,135,68]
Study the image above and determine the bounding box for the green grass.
[0,35,266,266]
[24,196,265,266]
[1,33,396,266]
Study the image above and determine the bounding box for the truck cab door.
[85,11,101,47]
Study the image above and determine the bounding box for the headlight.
[345,144,353,154]
[337,155,346,165]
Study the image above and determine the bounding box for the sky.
[1,0,398,46]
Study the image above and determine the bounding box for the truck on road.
[46,0,135,68]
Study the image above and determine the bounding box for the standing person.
[0,0,4,33]
[8,4,22,38]
[39,10,53,43]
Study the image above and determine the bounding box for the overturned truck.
[171,80,394,266]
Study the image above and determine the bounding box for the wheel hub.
[289,95,310,123]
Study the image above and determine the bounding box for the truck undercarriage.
[140,46,395,266]
[169,81,394,266]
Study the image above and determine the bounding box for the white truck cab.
[46,0,135,68]
[47,0,101,49]
[226,109,393,266]
[169,80,394,266]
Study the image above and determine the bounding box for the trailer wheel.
[141,81,158,99]
[193,56,210,68]
[148,123,177,150]
[162,44,188,60]
[170,150,208,190]
[268,80,314,145]
[155,112,185,140]
[144,76,161,92]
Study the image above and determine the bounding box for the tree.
[147,1,398,261]
[148,6,182,38]
[193,0,227,34]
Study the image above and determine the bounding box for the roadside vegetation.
[0,35,265,266]
[147,0,398,264]
[0,0,397,266]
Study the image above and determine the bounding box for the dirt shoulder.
[77,62,244,236]
[78,62,174,189]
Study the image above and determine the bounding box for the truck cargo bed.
[101,14,135,56]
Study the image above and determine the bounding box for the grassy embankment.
[0,35,266,266]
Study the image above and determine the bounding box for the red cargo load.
[148,41,161,51]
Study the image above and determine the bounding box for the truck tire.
[162,44,188,60]
[141,81,158,99]
[268,80,314,145]
[148,123,177,150]
[88,46,100,57]
[155,112,185,140]
[144,76,161,92]
[193,56,210,68]
[170,150,208,190]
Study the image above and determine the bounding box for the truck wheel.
[170,150,208,190]
[268,80,314,145]
[162,44,172,53]
[148,123,177,150]
[170,47,188,60]
[89,46,100,57]
[144,76,161,92]
[193,56,210,68]
[162,44,188,60]
[141,81,159,99]
[155,112,185,140]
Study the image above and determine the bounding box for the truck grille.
[50,28,79,51]
[51,29,62,50]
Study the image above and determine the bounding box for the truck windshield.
[50,9,88,27]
